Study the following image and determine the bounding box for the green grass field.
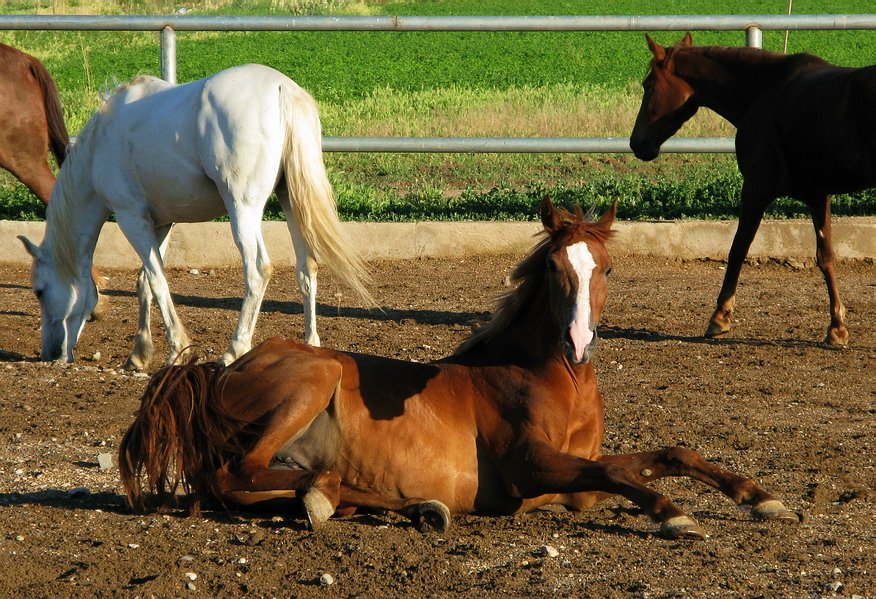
[1,0,874,220]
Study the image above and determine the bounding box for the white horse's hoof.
[302,489,335,531]
[660,515,708,540]
[751,499,801,523]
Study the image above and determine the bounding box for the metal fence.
[3,13,875,154]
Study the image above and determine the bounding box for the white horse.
[19,64,372,369]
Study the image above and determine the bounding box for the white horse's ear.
[18,235,41,258]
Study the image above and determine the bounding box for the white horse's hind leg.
[221,208,273,365]
[278,189,319,346]
[126,224,173,370]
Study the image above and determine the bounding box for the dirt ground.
[0,251,873,598]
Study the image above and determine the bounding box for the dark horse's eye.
[34,289,43,300]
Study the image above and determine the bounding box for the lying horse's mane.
[454,205,610,355]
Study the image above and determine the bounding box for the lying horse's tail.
[119,358,243,516]
[24,53,70,170]
[279,83,375,306]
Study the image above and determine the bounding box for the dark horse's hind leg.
[805,193,848,346]
[595,447,800,527]
[706,183,770,339]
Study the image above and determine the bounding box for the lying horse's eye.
[605,267,613,277]
[34,289,43,300]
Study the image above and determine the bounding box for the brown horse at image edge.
[1,43,108,316]
[631,33,876,346]
[119,198,800,539]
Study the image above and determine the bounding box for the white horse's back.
[28,64,370,369]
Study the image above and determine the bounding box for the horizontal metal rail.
[321,137,737,153]
[5,14,872,153]
[1,14,874,31]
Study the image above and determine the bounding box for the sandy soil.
[0,252,873,598]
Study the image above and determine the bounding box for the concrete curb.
[4,218,875,269]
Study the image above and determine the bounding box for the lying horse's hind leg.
[337,486,452,533]
[597,447,800,524]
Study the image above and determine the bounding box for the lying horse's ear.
[540,196,563,232]
[595,199,618,231]
[645,34,666,61]
[18,235,40,259]
[678,32,693,47]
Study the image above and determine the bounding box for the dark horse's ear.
[540,196,562,232]
[595,199,618,232]
[678,32,693,47]
[645,34,666,61]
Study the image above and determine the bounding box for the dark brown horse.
[630,33,876,346]
[2,43,107,316]
[120,198,799,539]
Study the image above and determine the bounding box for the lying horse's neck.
[451,273,567,368]
[674,47,828,127]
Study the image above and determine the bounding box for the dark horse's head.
[630,32,699,161]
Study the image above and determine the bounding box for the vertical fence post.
[745,25,763,48]
[160,26,177,83]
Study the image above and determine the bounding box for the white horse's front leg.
[125,225,174,370]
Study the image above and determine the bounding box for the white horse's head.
[18,235,96,362]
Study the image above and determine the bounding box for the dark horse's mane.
[675,45,832,80]
[453,205,612,356]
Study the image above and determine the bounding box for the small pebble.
[188,268,200,275]
[825,581,843,592]
[178,555,194,563]
[91,351,101,361]
[185,572,197,581]
[97,453,114,470]
[536,545,559,558]
[319,573,335,586]
[830,567,842,576]
[186,582,197,591]
[128,543,140,549]
[15,535,24,542]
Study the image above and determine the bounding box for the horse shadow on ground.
[101,288,487,328]
[598,324,843,351]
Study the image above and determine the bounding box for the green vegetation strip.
[1,0,874,221]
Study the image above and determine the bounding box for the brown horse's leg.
[496,440,708,539]
[595,447,799,522]
[805,194,848,346]
[337,485,452,532]
[706,184,770,338]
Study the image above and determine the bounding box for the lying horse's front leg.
[597,447,800,524]
[495,439,709,539]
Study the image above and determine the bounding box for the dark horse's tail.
[119,358,246,516]
[24,54,70,169]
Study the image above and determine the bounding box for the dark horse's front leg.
[496,441,798,539]
[706,182,770,339]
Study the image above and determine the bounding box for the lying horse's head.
[539,197,615,364]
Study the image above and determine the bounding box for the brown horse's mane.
[453,206,611,356]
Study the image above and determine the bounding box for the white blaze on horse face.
[566,241,597,363]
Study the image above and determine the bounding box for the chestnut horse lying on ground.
[631,33,876,346]
[120,198,799,539]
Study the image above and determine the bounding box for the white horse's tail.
[279,85,375,306]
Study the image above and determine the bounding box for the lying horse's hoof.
[411,500,452,533]
[302,489,335,531]
[660,515,708,540]
[751,499,801,524]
